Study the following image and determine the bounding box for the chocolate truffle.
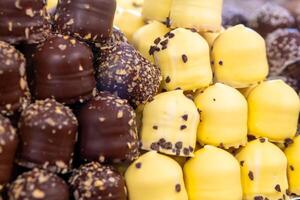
[33,34,96,104]
[69,162,127,200]
[222,6,248,27]
[78,91,139,163]
[95,42,161,107]
[17,99,78,174]
[0,0,50,44]
[54,0,116,43]
[249,3,296,38]
[0,115,18,191]
[96,27,128,49]
[0,41,30,117]
[8,168,69,200]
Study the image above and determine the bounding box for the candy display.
[125,151,188,200]
[247,80,300,143]
[222,5,248,27]
[236,139,289,200]
[212,25,269,88]
[184,145,243,200]
[200,28,225,48]
[194,83,248,149]
[142,0,172,23]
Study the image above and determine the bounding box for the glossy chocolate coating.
[0,115,18,191]
[33,34,96,104]
[69,162,127,200]
[95,42,161,107]
[54,0,116,43]
[0,0,50,44]
[0,41,31,117]
[9,168,69,200]
[78,91,139,164]
[17,99,78,174]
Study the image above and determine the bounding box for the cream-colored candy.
[212,25,269,88]
[154,28,212,91]
[236,139,289,200]
[142,0,172,22]
[170,0,223,32]
[117,0,144,12]
[47,0,58,10]
[248,80,300,143]
[125,151,188,200]
[141,90,199,157]
[132,21,170,63]
[194,83,248,149]
[200,27,225,48]
[184,145,242,200]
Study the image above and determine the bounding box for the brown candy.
[69,162,127,200]
[8,168,69,200]
[16,99,78,174]
[0,0,50,44]
[54,0,116,43]
[33,34,96,104]
[95,42,161,107]
[222,5,248,27]
[78,91,139,164]
[0,115,18,191]
[0,41,30,117]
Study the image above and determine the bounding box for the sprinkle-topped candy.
[95,42,161,107]
[78,91,139,164]
[0,0,50,44]
[9,168,69,200]
[69,162,127,200]
[142,0,172,23]
[33,34,96,104]
[17,99,78,174]
[0,41,30,117]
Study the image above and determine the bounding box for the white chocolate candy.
[142,0,172,22]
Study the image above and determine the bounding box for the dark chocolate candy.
[17,99,78,174]
[95,27,128,48]
[69,162,127,200]
[249,3,296,38]
[222,5,248,27]
[78,91,139,164]
[33,34,96,104]
[8,168,69,200]
[95,42,161,107]
[54,0,116,43]
[0,115,18,191]
[0,0,50,44]
[0,41,31,117]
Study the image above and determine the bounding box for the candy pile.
[0,0,299,200]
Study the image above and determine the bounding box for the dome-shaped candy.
[142,0,172,23]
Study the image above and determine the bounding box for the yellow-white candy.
[238,84,258,98]
[248,80,300,143]
[141,90,199,157]
[125,151,188,200]
[117,0,144,12]
[154,28,212,91]
[236,139,289,200]
[285,136,300,195]
[47,0,58,10]
[170,0,223,32]
[114,10,145,43]
[132,21,170,63]
[142,0,172,22]
[184,145,242,200]
[200,27,225,48]
[212,25,269,88]
[194,83,248,149]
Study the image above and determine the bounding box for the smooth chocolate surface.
[79,91,139,164]
[33,34,96,104]
[9,168,69,200]
[54,0,116,43]
[17,99,78,174]
[69,162,127,200]
[0,0,51,44]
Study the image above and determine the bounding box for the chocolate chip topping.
[259,138,266,143]
[182,54,188,63]
[248,171,254,181]
[135,162,142,169]
[175,184,181,193]
[275,184,281,192]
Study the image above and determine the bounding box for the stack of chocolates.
[0,0,299,200]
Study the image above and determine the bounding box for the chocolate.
[8,168,69,200]
[17,99,78,174]
[54,0,116,43]
[0,0,50,44]
[33,34,96,104]
[249,3,296,38]
[0,115,18,191]
[96,27,128,48]
[0,41,31,117]
[222,6,248,27]
[95,42,161,107]
[78,91,139,164]
[69,162,127,200]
